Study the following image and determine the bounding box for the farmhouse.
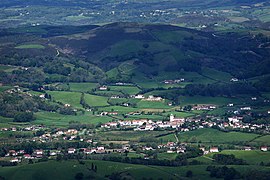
[108,112,118,115]
[101,122,118,128]
[66,129,78,135]
[228,117,241,123]
[10,158,19,163]
[134,94,145,99]
[261,146,268,152]
[39,94,45,98]
[240,107,251,111]
[23,154,33,159]
[170,114,185,122]
[132,119,148,126]
[230,78,239,82]
[34,150,43,155]
[111,95,120,99]
[144,95,163,101]
[99,85,108,91]
[244,147,252,151]
[210,147,219,153]
[68,148,76,154]
[192,105,217,111]
[7,150,17,156]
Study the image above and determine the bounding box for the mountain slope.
[0,22,269,84]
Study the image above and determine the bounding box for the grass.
[47,91,82,108]
[179,95,242,106]
[109,85,141,95]
[0,160,214,180]
[84,94,109,107]
[15,44,45,49]
[68,83,98,92]
[2,159,268,180]
[158,153,178,160]
[136,100,171,109]
[201,67,233,82]
[98,106,141,114]
[96,131,166,141]
[210,150,270,165]
[251,135,270,146]
[158,133,177,142]
[0,65,17,72]
[0,86,12,92]
[177,128,259,144]
[0,116,13,128]
[34,111,112,127]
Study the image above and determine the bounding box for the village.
[1,109,269,165]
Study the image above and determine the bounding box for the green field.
[0,160,212,180]
[251,135,270,145]
[158,153,178,160]
[158,133,177,142]
[48,91,82,108]
[84,94,109,107]
[0,65,17,72]
[15,44,45,49]
[34,111,112,127]
[177,128,259,144]
[136,100,171,109]
[69,83,98,92]
[98,105,141,114]
[201,67,233,82]
[96,131,166,141]
[209,150,270,165]
[179,96,242,106]
[47,91,109,108]
[0,86,12,92]
[109,85,141,95]
[1,159,270,180]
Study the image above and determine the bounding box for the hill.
[0,22,269,82]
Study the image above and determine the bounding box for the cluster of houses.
[218,116,270,132]
[131,94,163,101]
[163,79,185,84]
[5,146,108,163]
[101,114,186,131]
[192,105,217,111]
[157,142,186,154]
[0,125,45,132]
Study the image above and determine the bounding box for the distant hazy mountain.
[0,0,268,8]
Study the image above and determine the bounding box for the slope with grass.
[177,128,259,144]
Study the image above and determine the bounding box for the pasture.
[177,128,259,144]
[1,159,269,180]
[136,100,171,109]
[0,160,212,180]
[209,150,270,165]
[68,83,98,92]
[95,131,166,141]
[0,86,12,92]
[158,153,178,160]
[251,135,270,146]
[109,85,141,95]
[84,94,109,107]
[15,44,45,49]
[47,91,82,108]
[179,95,242,106]
[34,111,112,127]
